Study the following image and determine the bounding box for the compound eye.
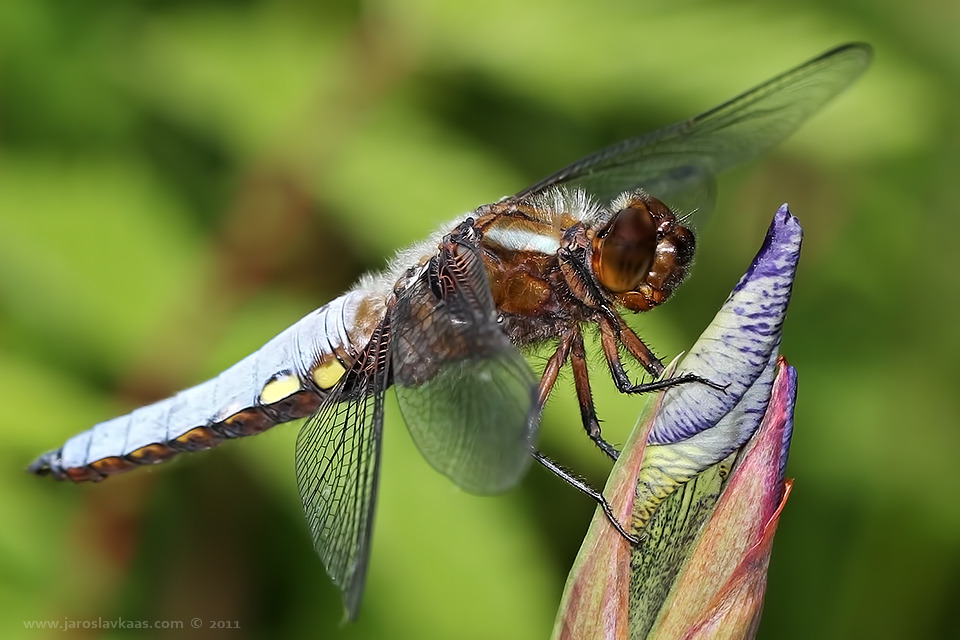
[591,205,657,293]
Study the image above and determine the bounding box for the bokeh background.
[1,1,957,638]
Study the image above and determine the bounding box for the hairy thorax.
[473,200,598,346]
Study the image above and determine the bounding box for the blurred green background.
[1,1,957,638]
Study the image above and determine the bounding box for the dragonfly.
[30,43,871,619]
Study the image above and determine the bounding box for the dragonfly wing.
[517,43,873,219]
[295,322,390,622]
[391,221,539,496]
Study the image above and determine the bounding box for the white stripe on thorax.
[484,226,559,254]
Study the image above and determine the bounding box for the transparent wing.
[516,43,873,219]
[294,323,390,622]
[391,222,539,495]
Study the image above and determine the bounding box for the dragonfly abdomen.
[29,291,381,483]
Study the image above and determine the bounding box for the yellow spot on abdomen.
[312,359,346,390]
[260,374,301,405]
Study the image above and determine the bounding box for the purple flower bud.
[553,206,802,640]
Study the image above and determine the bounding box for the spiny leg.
[534,331,573,416]
[600,315,725,393]
[531,332,637,544]
[613,315,665,377]
[569,326,619,461]
[530,449,640,545]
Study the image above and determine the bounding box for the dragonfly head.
[591,192,695,312]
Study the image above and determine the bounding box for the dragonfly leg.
[569,327,619,461]
[600,316,726,394]
[532,331,638,542]
[534,332,573,415]
[602,314,664,377]
[536,328,620,460]
[531,449,640,545]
